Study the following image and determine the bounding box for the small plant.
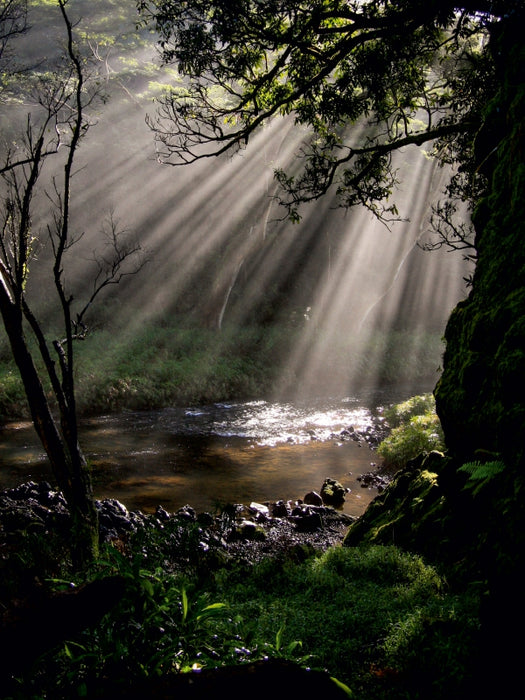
[458,460,506,496]
[383,393,437,428]
[377,394,445,470]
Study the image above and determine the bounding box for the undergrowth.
[377,393,445,470]
[0,322,444,420]
[4,532,480,700]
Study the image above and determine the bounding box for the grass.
[4,529,481,700]
[0,319,445,420]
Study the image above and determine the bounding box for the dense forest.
[1,1,524,698]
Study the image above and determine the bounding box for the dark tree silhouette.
[0,0,146,567]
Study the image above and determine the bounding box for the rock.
[304,490,323,506]
[232,520,267,541]
[249,502,270,520]
[291,507,322,532]
[176,505,197,521]
[356,472,390,491]
[155,505,171,522]
[97,498,140,541]
[197,511,214,527]
[0,481,358,573]
[320,478,348,506]
[343,460,446,553]
[271,500,290,517]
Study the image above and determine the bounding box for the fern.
[458,460,506,496]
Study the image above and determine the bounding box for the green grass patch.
[7,535,480,700]
[0,322,445,420]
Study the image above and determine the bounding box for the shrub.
[377,394,445,470]
[383,393,437,428]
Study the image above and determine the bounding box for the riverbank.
[0,322,444,422]
[0,476,376,576]
[0,475,481,700]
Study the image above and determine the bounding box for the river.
[0,385,429,517]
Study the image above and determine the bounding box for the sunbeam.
[8,0,471,407]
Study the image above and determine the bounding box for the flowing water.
[0,385,429,516]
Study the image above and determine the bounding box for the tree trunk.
[0,290,98,567]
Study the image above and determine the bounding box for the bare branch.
[73,211,149,333]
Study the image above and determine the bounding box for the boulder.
[304,490,323,506]
[320,478,348,506]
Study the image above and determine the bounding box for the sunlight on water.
[0,397,393,515]
[206,400,373,446]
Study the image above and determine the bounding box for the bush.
[0,366,27,420]
[382,393,437,428]
[377,394,445,470]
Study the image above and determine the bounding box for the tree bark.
[0,288,98,567]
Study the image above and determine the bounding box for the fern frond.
[458,461,506,496]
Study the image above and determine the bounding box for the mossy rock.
[343,453,451,557]
[435,20,525,474]
[320,478,347,506]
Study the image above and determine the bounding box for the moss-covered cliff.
[344,15,525,694]
[435,17,525,473]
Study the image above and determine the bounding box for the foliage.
[0,324,445,419]
[0,364,27,419]
[458,460,506,497]
[382,392,437,428]
[137,0,511,224]
[7,536,480,699]
[377,394,445,469]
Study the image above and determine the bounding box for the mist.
[6,1,471,401]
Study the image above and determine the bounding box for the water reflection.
[0,390,424,516]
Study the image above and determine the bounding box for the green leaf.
[458,460,506,496]
[181,587,189,624]
[330,676,354,697]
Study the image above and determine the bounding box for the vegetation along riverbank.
[1,394,483,699]
[0,322,444,421]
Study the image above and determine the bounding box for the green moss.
[435,32,525,472]
[343,460,447,554]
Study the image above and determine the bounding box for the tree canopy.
[138,0,520,222]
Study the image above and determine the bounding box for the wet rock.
[155,505,171,522]
[176,505,197,521]
[96,498,145,541]
[0,481,70,534]
[197,511,214,527]
[0,481,359,571]
[304,490,323,506]
[320,478,348,506]
[232,520,267,541]
[271,500,290,517]
[249,502,270,521]
[357,472,390,492]
[290,505,323,531]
